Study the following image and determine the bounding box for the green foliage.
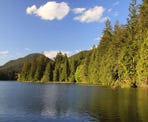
[17,54,51,82]
[0,53,41,80]
[137,34,148,85]
[86,47,100,84]
[53,52,65,81]
[75,65,83,82]
[41,62,53,82]
[69,60,77,82]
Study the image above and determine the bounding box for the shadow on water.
[0,81,148,122]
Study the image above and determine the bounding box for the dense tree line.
[17,51,87,83]
[0,0,147,87]
[76,0,148,87]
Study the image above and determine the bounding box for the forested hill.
[0,0,147,87]
[0,51,88,82]
[0,53,52,80]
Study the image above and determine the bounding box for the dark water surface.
[0,81,148,122]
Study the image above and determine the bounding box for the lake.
[0,81,148,122]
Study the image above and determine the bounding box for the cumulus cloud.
[26,1,70,20]
[73,8,86,14]
[0,51,9,56]
[26,5,37,14]
[43,50,71,59]
[73,6,107,23]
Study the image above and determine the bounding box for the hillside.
[0,53,52,80]
[0,51,88,82]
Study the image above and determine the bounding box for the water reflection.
[41,84,59,116]
[0,81,148,122]
[40,84,97,121]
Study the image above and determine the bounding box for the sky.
[0,0,142,65]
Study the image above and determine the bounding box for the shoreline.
[47,82,75,84]
[3,80,148,88]
[76,82,103,87]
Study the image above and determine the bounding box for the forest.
[0,0,147,88]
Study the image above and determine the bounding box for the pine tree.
[28,62,37,81]
[69,59,77,82]
[59,54,70,82]
[137,36,148,85]
[136,0,148,85]
[96,19,113,85]
[18,62,31,81]
[127,0,138,40]
[118,0,139,87]
[41,62,53,82]
[53,52,65,81]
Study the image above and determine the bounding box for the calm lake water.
[0,81,148,122]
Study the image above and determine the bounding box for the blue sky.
[0,0,142,65]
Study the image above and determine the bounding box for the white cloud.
[26,5,37,14]
[73,6,107,23]
[113,1,120,6]
[0,51,9,56]
[73,8,86,14]
[26,1,70,20]
[43,50,71,59]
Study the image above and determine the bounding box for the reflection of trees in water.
[137,88,148,122]
[1,82,148,122]
[41,84,80,116]
[41,85,148,122]
[82,87,148,122]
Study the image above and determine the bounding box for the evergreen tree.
[34,55,47,81]
[69,59,77,82]
[18,62,31,81]
[28,62,37,81]
[137,36,148,85]
[63,55,70,81]
[59,54,70,82]
[127,0,138,40]
[136,0,148,85]
[53,68,59,81]
[53,52,65,81]
[75,65,84,82]
[81,53,89,82]
[87,47,98,84]
[118,0,139,87]
[96,19,113,85]
[41,62,53,82]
